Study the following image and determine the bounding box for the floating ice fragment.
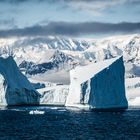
[29,110,45,115]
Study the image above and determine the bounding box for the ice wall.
[66,56,128,110]
[0,56,40,106]
[89,57,128,109]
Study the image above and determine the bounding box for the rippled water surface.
[0,106,140,140]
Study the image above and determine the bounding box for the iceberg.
[40,85,69,105]
[65,56,128,110]
[29,110,45,115]
[0,56,40,106]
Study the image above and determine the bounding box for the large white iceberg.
[65,56,128,110]
[0,56,40,106]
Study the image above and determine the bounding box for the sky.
[0,0,140,38]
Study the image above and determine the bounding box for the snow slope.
[66,56,128,109]
[0,56,40,106]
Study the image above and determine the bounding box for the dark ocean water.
[0,106,140,140]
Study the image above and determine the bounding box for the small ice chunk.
[29,110,45,115]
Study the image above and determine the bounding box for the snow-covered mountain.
[19,50,78,75]
[0,34,140,78]
[84,34,140,64]
[0,36,89,52]
[63,34,140,78]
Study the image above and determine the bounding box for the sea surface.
[0,106,140,140]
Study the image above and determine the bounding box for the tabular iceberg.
[0,56,40,106]
[65,56,128,110]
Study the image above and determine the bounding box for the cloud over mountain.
[0,22,140,38]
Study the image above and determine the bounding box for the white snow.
[29,75,69,105]
[39,85,69,105]
[129,97,140,106]
[125,77,140,106]
[68,57,120,84]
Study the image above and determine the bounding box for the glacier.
[0,56,40,106]
[40,85,69,105]
[66,56,128,110]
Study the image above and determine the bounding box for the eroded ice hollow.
[0,56,40,106]
[65,56,128,110]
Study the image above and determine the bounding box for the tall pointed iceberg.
[0,56,40,106]
[65,56,128,110]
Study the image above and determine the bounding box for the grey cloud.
[0,0,139,4]
[127,0,140,4]
[0,22,140,38]
[0,18,16,28]
[0,0,28,4]
[0,0,139,14]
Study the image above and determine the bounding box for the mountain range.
[0,34,140,78]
